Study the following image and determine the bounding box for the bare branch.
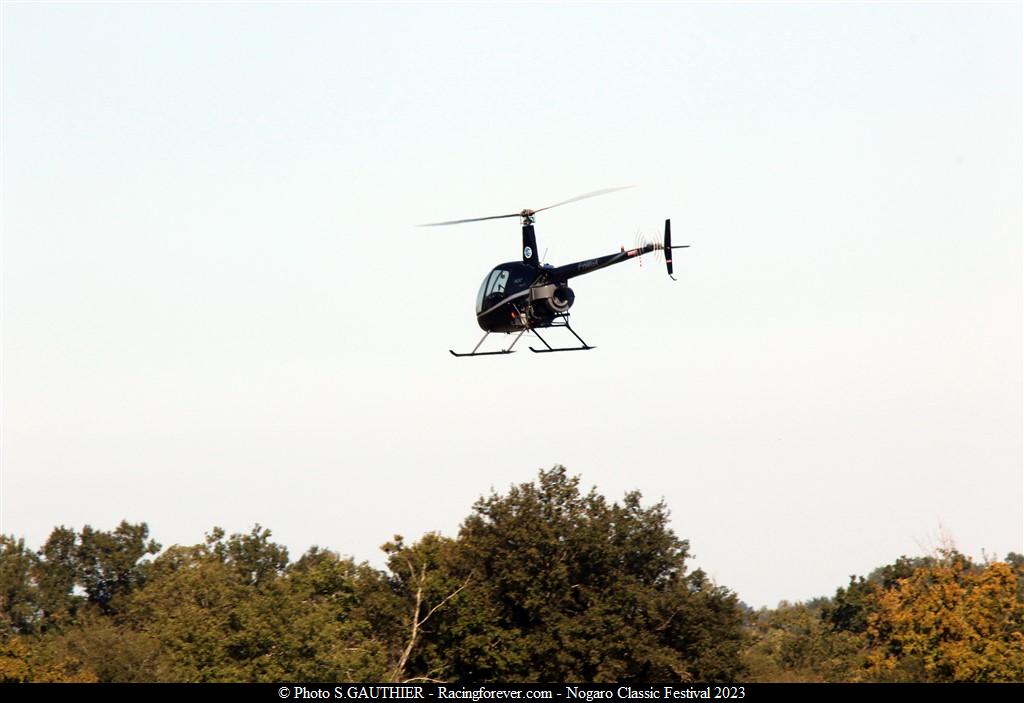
[420,577,471,626]
[655,604,684,632]
[403,676,446,683]
[390,559,471,683]
[392,563,426,680]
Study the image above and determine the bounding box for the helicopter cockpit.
[476,268,510,313]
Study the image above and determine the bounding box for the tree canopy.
[1,466,1020,683]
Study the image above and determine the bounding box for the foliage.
[823,556,932,634]
[741,601,866,682]
[74,521,161,614]
[747,551,1024,683]
[1,521,159,637]
[26,613,164,683]
[0,635,98,683]
[383,532,468,682]
[865,552,1024,682]
[2,470,1020,684]
[123,527,395,682]
[403,467,745,682]
[0,537,40,638]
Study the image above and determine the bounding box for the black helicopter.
[421,187,688,356]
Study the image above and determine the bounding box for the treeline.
[1,467,1021,683]
[745,549,1024,682]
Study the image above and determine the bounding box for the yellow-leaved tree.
[866,552,1024,682]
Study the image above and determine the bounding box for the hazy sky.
[2,1,1021,609]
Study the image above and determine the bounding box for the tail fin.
[665,220,675,280]
[664,219,688,281]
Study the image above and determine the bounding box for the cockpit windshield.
[476,269,510,312]
[490,270,509,294]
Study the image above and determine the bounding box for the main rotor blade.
[418,185,633,226]
[418,212,520,227]
[533,185,635,214]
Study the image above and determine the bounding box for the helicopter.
[421,187,689,356]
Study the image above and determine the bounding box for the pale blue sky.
[2,1,1021,608]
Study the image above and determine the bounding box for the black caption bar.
[3,683,1022,702]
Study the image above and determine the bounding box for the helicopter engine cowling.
[527,282,576,321]
[547,285,575,313]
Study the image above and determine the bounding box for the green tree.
[35,527,81,629]
[123,527,396,682]
[27,612,165,682]
[406,466,745,683]
[209,524,288,587]
[383,533,469,682]
[283,547,397,681]
[75,521,161,614]
[0,536,40,637]
[27,521,160,626]
[742,601,865,682]
[122,536,252,681]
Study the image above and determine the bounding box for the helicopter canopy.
[476,269,510,313]
[475,262,539,314]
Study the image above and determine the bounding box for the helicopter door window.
[485,270,502,294]
[477,270,511,312]
[483,270,510,297]
[490,270,509,294]
[478,270,503,312]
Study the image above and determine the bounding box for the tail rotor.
[632,220,689,279]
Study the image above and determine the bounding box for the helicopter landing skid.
[449,330,527,357]
[529,318,595,354]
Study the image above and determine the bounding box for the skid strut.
[449,329,527,357]
[451,313,594,357]
[529,316,594,353]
